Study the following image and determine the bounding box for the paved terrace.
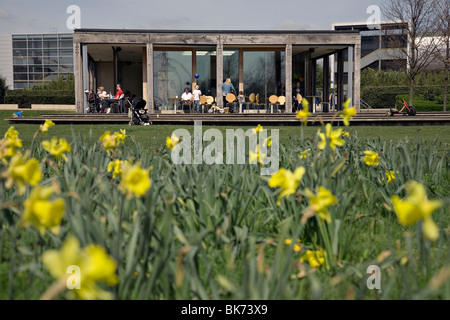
[5,111,450,126]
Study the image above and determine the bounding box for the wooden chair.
[199,95,208,113]
[269,95,278,114]
[248,93,255,113]
[277,95,286,113]
[256,94,260,113]
[225,93,237,113]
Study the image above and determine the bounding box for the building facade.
[73,29,361,114]
[0,33,74,90]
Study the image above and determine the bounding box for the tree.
[0,74,8,104]
[382,0,440,106]
[435,0,450,112]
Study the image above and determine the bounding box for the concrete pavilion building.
[73,29,361,114]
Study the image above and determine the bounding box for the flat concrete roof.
[75,28,360,35]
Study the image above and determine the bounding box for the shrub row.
[361,86,447,108]
[4,90,75,108]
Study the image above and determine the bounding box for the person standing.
[293,82,302,112]
[237,91,245,113]
[192,84,202,113]
[222,78,236,108]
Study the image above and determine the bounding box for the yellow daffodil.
[119,162,152,198]
[318,123,345,151]
[20,186,64,235]
[339,99,357,126]
[254,124,263,134]
[299,148,311,159]
[391,181,442,241]
[305,186,338,223]
[41,236,119,300]
[114,129,127,146]
[40,120,55,134]
[342,130,350,137]
[0,126,22,162]
[268,166,305,205]
[42,137,71,163]
[166,133,180,151]
[99,131,117,154]
[300,248,325,268]
[2,152,42,195]
[295,99,310,125]
[385,170,396,183]
[363,150,380,166]
[264,137,272,147]
[107,159,123,179]
[284,239,302,252]
[249,144,266,166]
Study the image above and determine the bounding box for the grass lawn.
[1,110,450,149]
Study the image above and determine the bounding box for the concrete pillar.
[142,47,147,106]
[238,49,244,93]
[74,42,83,114]
[82,44,88,114]
[337,50,344,111]
[354,42,361,112]
[285,44,292,113]
[216,42,223,107]
[323,55,330,113]
[146,42,154,113]
[348,46,353,108]
[306,49,313,112]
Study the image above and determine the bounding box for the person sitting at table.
[180,87,193,112]
[100,84,124,113]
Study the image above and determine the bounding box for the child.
[237,91,245,113]
[13,109,24,118]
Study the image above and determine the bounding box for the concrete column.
[348,46,353,108]
[146,42,154,113]
[238,49,244,93]
[74,42,83,114]
[337,50,344,111]
[306,49,313,112]
[192,48,196,90]
[285,44,292,113]
[354,42,361,112]
[82,44,88,114]
[216,41,223,107]
[323,55,330,113]
[142,47,147,106]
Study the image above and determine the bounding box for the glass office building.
[12,33,73,89]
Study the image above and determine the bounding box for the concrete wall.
[0,34,13,89]
[118,62,143,97]
[97,62,114,93]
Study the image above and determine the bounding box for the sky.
[0,0,384,34]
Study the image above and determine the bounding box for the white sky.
[0,0,383,34]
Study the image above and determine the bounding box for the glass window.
[222,50,238,87]
[13,49,28,57]
[30,73,44,81]
[29,65,43,73]
[43,40,58,48]
[196,49,216,97]
[28,40,42,48]
[60,40,73,48]
[13,57,30,65]
[43,49,58,56]
[28,48,43,57]
[14,82,28,89]
[13,66,28,73]
[60,48,73,56]
[244,51,285,107]
[14,74,28,81]
[153,51,192,111]
[13,41,27,49]
[60,56,73,65]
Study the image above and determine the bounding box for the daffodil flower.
[107,159,123,179]
[249,144,266,166]
[41,236,119,300]
[114,129,127,146]
[318,123,345,151]
[99,131,117,153]
[40,120,55,134]
[363,150,380,166]
[166,133,180,151]
[0,126,22,162]
[300,248,325,268]
[296,107,311,125]
[299,148,311,159]
[305,186,338,223]
[391,181,442,241]
[20,186,65,235]
[2,152,42,195]
[385,170,396,183]
[339,99,357,126]
[284,238,302,252]
[119,162,152,198]
[42,137,71,163]
[268,166,305,205]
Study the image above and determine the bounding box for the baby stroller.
[130,97,151,125]
[84,90,99,113]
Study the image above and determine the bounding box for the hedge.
[361,86,447,109]
[4,90,75,108]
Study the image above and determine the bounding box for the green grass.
[0,110,449,300]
